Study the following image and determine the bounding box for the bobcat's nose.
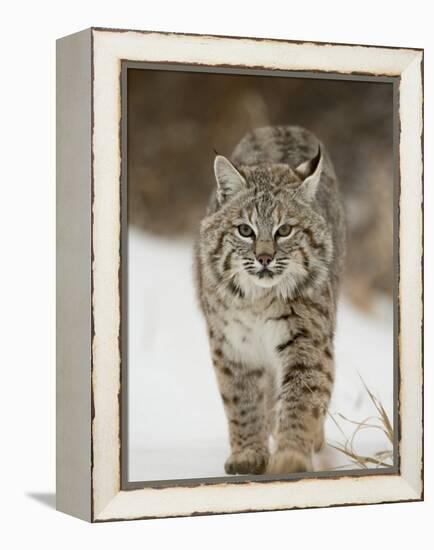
[257,253,273,267]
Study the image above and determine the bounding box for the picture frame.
[56,27,423,522]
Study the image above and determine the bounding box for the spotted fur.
[195,126,346,475]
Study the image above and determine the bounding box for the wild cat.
[195,126,345,475]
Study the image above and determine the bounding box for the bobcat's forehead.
[235,189,306,232]
[241,194,280,224]
[229,165,309,229]
[240,164,301,191]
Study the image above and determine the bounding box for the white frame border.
[90,28,423,522]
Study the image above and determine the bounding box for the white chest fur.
[222,308,293,371]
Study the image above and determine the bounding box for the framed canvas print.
[56,27,423,522]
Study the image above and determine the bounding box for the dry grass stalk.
[326,375,394,469]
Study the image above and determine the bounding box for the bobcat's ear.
[214,155,246,202]
[294,145,323,202]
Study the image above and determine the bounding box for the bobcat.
[195,126,346,475]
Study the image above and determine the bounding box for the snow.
[128,227,394,481]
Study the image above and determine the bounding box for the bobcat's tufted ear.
[294,145,323,202]
[214,155,246,203]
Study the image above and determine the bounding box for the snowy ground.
[128,227,394,482]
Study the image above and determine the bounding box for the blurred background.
[127,69,395,482]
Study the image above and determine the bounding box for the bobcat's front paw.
[225,448,269,475]
[267,448,313,474]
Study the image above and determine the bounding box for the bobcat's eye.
[238,224,254,238]
[276,224,292,238]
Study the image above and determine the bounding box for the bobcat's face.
[230,193,326,290]
[221,191,331,299]
[203,158,333,300]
